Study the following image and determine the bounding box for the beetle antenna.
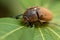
[14,14,23,19]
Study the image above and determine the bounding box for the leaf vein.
[47,27,60,39]
[1,26,24,39]
[39,28,45,40]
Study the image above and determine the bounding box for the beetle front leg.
[24,16,33,27]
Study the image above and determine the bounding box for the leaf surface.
[0,0,60,40]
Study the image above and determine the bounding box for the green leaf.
[0,18,60,40]
[0,0,60,40]
[0,18,24,40]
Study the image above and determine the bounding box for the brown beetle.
[15,6,53,26]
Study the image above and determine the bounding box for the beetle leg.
[49,22,60,26]
[28,22,33,27]
[24,16,33,27]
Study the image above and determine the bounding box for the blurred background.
[0,0,60,18]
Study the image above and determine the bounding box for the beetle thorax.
[23,8,40,22]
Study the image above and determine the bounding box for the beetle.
[15,6,53,27]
